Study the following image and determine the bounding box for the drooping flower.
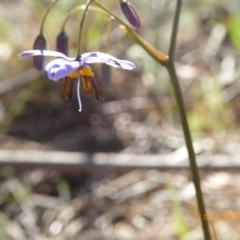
[18,50,135,111]
[60,64,103,105]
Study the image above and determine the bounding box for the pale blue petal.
[45,59,84,81]
[81,52,135,70]
[18,50,74,61]
[109,59,136,70]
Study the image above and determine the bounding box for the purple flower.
[18,50,135,111]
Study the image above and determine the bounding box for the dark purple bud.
[101,64,111,88]
[120,0,141,29]
[33,34,47,70]
[56,30,69,56]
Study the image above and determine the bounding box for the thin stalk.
[167,0,211,239]
[84,3,211,238]
[96,0,211,238]
[166,62,211,240]
[210,222,218,240]
[93,0,131,28]
[39,0,58,34]
[168,0,181,58]
[61,5,108,31]
[105,17,112,53]
[77,0,93,56]
[93,0,169,64]
[120,26,169,64]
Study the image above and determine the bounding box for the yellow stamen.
[67,66,95,80]
[80,67,95,77]
[62,66,103,105]
[68,70,79,79]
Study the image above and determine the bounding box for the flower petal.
[110,59,136,70]
[45,58,84,81]
[18,50,73,61]
[82,52,135,70]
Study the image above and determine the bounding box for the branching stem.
[167,1,211,239]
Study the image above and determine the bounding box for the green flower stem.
[167,1,211,239]
[39,0,58,34]
[166,61,211,240]
[105,17,112,53]
[93,0,169,64]
[93,0,211,239]
[77,0,93,56]
[168,0,181,59]
[61,5,108,31]
[120,26,169,64]
[93,0,130,28]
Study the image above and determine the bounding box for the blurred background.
[0,0,240,239]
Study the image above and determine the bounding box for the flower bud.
[101,64,111,87]
[56,30,69,56]
[120,0,141,29]
[33,34,47,70]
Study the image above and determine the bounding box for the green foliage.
[189,75,233,133]
[170,188,189,239]
[227,15,240,52]
[57,179,71,202]
[0,213,9,240]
